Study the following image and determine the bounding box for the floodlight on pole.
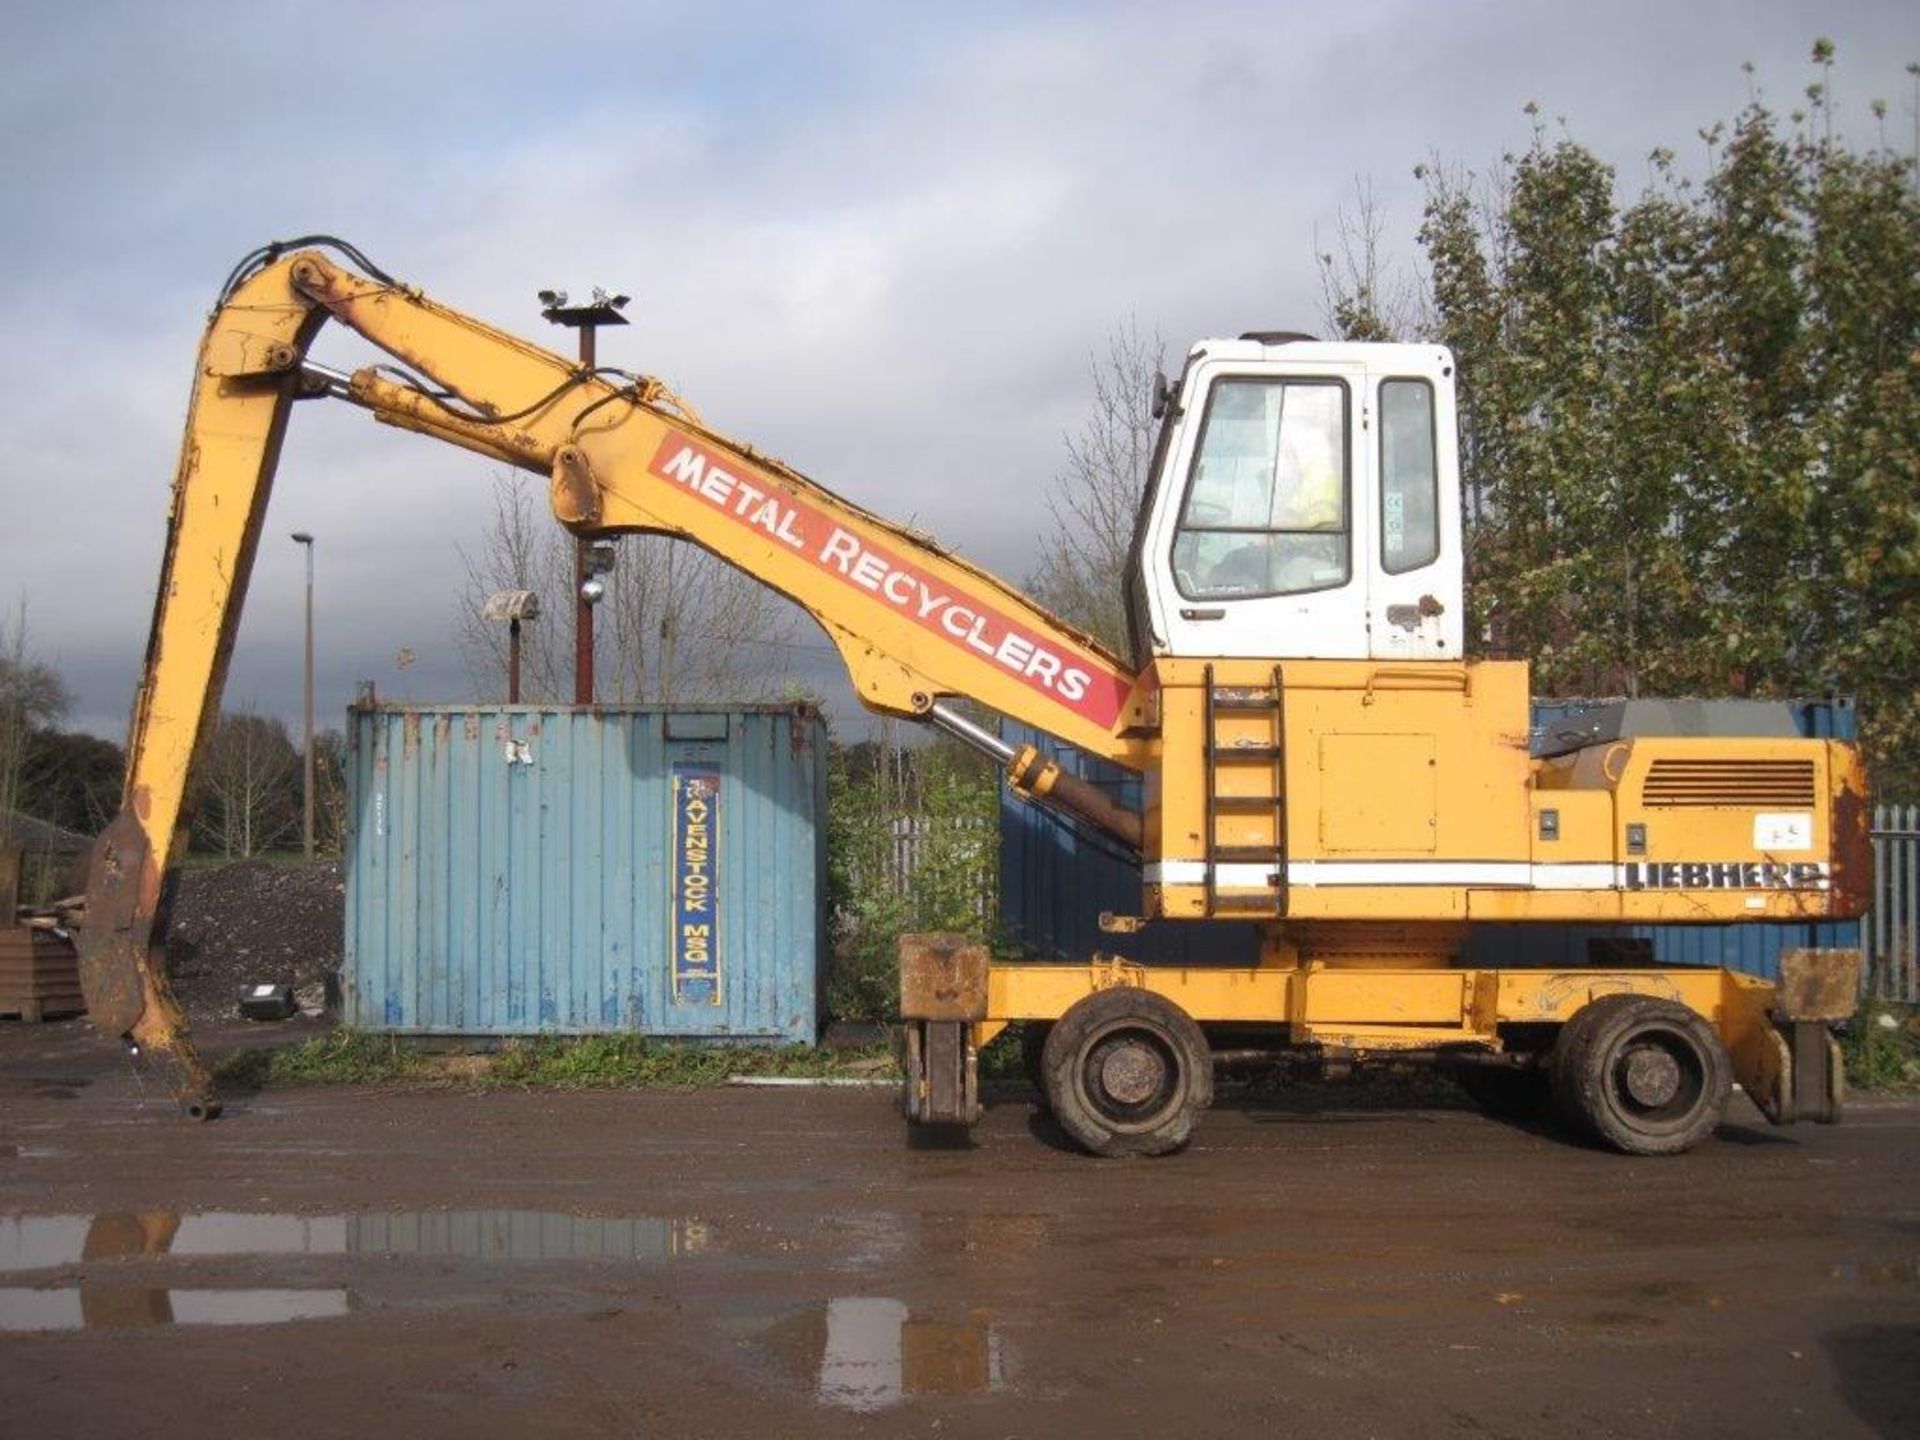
[540,286,631,706]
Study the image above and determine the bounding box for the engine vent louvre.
[1642,758,1817,809]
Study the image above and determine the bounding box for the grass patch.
[482,1034,896,1089]
[977,1025,1034,1085]
[218,1009,1920,1101]
[215,1030,424,1089]
[215,1029,899,1093]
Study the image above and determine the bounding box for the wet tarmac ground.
[1,1021,1916,1438]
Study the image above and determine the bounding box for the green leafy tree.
[826,737,997,1022]
[1326,43,1920,793]
[20,729,124,835]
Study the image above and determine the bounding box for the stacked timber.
[0,924,85,1022]
[1,845,86,1020]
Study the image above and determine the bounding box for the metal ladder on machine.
[1202,663,1288,918]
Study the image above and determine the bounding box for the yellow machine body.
[1139,656,1865,928]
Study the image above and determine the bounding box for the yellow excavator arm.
[82,239,1152,1115]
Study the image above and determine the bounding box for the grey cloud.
[2,0,1913,746]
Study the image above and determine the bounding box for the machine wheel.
[1020,1023,1053,1101]
[1041,989,1212,1158]
[1550,995,1731,1156]
[1454,1063,1551,1121]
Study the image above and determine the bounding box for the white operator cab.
[1125,336,1465,664]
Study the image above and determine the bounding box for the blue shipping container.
[345,705,827,1040]
[1000,699,1861,977]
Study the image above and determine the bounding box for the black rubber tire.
[1549,995,1731,1156]
[1041,989,1212,1157]
[1454,1064,1552,1121]
[1020,1023,1053,1102]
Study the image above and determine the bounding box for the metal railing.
[1868,804,1919,1002]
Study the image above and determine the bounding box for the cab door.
[1141,354,1372,660]
[1364,364,1463,660]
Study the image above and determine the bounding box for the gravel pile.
[163,860,344,1019]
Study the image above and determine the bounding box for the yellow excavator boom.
[81,241,1159,1113]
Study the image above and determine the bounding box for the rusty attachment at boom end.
[78,812,221,1121]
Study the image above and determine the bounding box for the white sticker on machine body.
[1754,812,1813,851]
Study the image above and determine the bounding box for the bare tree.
[455,481,574,702]
[455,475,805,705]
[1026,321,1165,654]
[1316,177,1427,342]
[194,709,298,858]
[0,600,70,827]
[311,727,349,858]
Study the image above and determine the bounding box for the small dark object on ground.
[239,983,298,1022]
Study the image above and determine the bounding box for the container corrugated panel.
[1001,699,1861,976]
[345,705,826,1041]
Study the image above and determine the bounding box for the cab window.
[1379,378,1438,574]
[1172,378,1349,599]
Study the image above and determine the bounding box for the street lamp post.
[539,287,629,706]
[509,616,523,703]
[290,531,315,859]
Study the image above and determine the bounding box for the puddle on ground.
[757,1297,1008,1412]
[0,1286,352,1332]
[0,1210,714,1273]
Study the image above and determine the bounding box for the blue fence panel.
[1868,804,1918,1001]
[997,725,1262,966]
[1000,699,1861,976]
[346,705,827,1041]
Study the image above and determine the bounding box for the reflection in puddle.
[0,1210,713,1272]
[1,1286,352,1332]
[350,1212,712,1264]
[789,1298,1005,1411]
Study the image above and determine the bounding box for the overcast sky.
[1,0,1913,743]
